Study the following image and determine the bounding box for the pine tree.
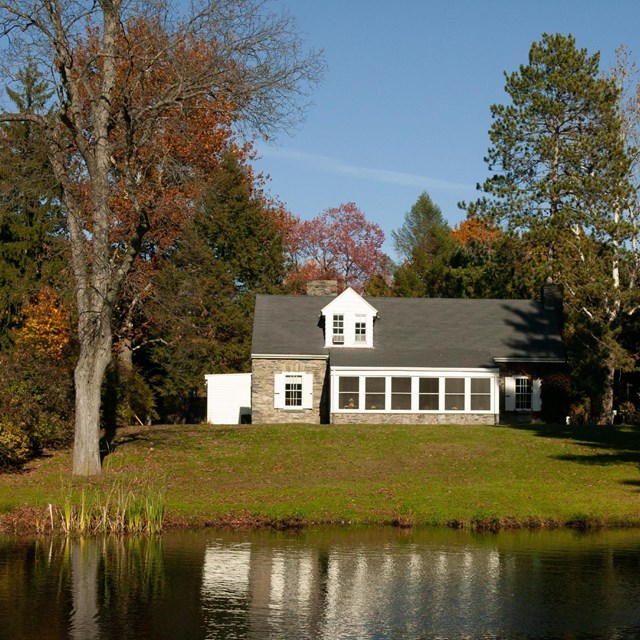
[391,192,456,297]
[466,34,636,423]
[0,64,65,348]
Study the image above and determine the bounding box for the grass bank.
[1,422,639,532]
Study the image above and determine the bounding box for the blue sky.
[254,0,640,258]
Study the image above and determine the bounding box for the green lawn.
[1,422,640,529]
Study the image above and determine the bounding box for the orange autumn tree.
[0,286,74,467]
[451,217,501,248]
[0,0,323,476]
[15,287,70,361]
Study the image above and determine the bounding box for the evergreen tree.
[145,153,288,420]
[465,34,636,423]
[391,192,456,297]
[0,64,65,348]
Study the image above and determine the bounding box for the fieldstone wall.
[251,358,329,424]
[331,412,497,425]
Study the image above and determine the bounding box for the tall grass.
[41,478,165,536]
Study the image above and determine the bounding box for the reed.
[46,478,165,536]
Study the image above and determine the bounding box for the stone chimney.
[306,279,338,296]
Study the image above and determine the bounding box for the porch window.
[391,377,412,410]
[471,378,491,411]
[445,378,465,411]
[419,378,439,410]
[339,376,359,409]
[365,377,385,410]
[334,373,496,414]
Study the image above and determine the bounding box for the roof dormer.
[321,288,378,348]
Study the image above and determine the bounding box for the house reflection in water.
[200,540,509,638]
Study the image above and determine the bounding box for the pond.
[1,527,640,639]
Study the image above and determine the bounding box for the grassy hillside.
[1,422,639,530]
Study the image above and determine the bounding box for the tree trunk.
[598,359,615,426]
[72,325,112,476]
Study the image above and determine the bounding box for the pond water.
[1,526,640,639]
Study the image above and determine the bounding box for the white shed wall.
[205,373,252,424]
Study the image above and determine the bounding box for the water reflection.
[70,540,100,640]
[198,530,640,639]
[1,528,640,639]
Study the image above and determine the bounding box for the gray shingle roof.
[252,295,565,368]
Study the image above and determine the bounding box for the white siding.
[205,373,251,424]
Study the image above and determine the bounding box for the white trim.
[330,368,499,415]
[321,287,379,315]
[330,366,500,374]
[494,357,564,363]
[252,353,329,360]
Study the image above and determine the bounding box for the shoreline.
[2,504,640,537]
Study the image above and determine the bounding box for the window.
[391,377,412,410]
[419,378,439,410]
[355,317,366,343]
[334,373,496,414]
[471,378,491,411]
[445,378,465,411]
[332,314,344,344]
[285,374,303,407]
[365,377,385,410]
[339,377,359,409]
[275,373,313,410]
[515,377,532,410]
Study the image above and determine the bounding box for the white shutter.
[302,373,314,409]
[532,378,542,412]
[274,373,285,409]
[504,376,516,411]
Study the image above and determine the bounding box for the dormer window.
[332,314,344,344]
[322,288,378,349]
[355,317,366,343]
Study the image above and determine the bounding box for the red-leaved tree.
[289,203,389,292]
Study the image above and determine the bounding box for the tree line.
[0,6,636,476]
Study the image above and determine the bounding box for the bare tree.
[0,0,324,475]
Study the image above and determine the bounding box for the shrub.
[0,421,31,468]
[0,348,74,468]
[103,365,158,428]
[618,401,637,425]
